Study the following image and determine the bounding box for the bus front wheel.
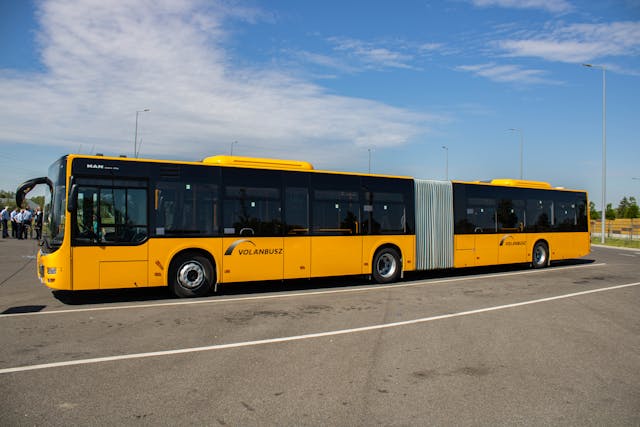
[532,241,549,269]
[170,253,215,298]
[372,247,401,284]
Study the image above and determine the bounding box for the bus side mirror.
[16,177,52,208]
[67,184,78,213]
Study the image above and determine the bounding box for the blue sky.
[0,0,638,209]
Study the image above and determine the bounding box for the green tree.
[617,197,630,218]
[0,190,15,199]
[589,201,601,220]
[627,197,639,218]
[605,203,616,220]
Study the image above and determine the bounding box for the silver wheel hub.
[535,247,546,264]
[377,253,397,279]
[177,261,205,289]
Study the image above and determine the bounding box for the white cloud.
[0,0,439,169]
[456,63,561,85]
[328,37,418,70]
[470,0,573,13]
[498,21,640,63]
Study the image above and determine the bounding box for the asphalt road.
[1,237,639,426]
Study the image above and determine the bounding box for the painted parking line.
[1,280,637,375]
[0,262,606,318]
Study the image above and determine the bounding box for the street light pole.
[508,128,523,179]
[134,109,150,157]
[442,146,448,180]
[583,63,606,244]
[230,141,238,156]
[368,148,372,174]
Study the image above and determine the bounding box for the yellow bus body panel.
[310,236,362,277]
[72,244,149,290]
[221,237,284,283]
[454,232,590,267]
[284,237,311,279]
[473,234,499,266]
[453,235,475,268]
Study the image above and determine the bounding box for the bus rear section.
[413,179,590,271]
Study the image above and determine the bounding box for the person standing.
[10,207,19,238]
[0,206,9,238]
[34,207,43,240]
[21,208,33,239]
[16,209,25,240]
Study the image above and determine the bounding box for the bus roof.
[482,179,552,189]
[65,153,413,180]
[453,178,585,192]
[202,155,314,170]
[63,154,582,190]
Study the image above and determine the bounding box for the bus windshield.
[44,157,67,252]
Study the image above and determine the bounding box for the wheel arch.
[167,247,217,287]
[531,238,550,256]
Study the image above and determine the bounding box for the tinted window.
[362,177,413,235]
[73,180,148,245]
[454,183,588,234]
[311,174,360,235]
[222,168,282,237]
[496,191,525,232]
[152,164,220,237]
[525,198,553,232]
[453,184,497,233]
[155,182,219,236]
[284,173,309,235]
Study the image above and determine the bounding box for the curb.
[591,244,640,252]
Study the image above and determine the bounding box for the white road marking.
[0,262,606,318]
[1,280,637,375]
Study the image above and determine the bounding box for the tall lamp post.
[583,63,606,244]
[508,128,524,180]
[442,146,448,180]
[230,140,238,156]
[134,109,150,157]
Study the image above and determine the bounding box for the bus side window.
[310,174,360,236]
[285,187,309,235]
[222,168,282,237]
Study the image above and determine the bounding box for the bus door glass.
[71,178,149,290]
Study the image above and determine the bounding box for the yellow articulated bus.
[17,154,590,297]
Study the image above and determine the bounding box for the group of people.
[1,206,43,240]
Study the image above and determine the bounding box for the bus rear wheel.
[532,241,549,269]
[372,247,401,284]
[170,253,215,298]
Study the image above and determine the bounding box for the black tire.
[169,253,215,298]
[372,247,401,284]
[532,241,549,269]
